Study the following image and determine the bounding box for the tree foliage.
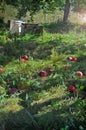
[0,0,66,18]
[73,0,86,11]
[0,0,86,22]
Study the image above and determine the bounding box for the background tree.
[63,0,70,23]
[0,0,86,23]
[0,0,74,23]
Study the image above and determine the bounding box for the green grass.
[0,23,86,130]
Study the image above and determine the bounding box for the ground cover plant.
[0,22,86,130]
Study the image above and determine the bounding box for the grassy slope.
[0,23,86,130]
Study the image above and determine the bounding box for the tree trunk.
[63,0,70,23]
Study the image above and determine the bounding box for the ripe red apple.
[0,68,5,72]
[39,70,47,77]
[67,85,76,93]
[77,71,83,77]
[67,56,73,61]
[21,55,28,60]
[20,58,26,62]
[72,57,77,62]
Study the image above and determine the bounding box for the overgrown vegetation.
[0,22,86,130]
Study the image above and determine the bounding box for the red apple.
[72,57,77,62]
[67,85,76,93]
[67,56,73,61]
[0,68,5,72]
[21,55,28,60]
[77,71,83,77]
[39,70,47,77]
[20,58,26,62]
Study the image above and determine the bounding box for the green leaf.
[80,86,85,90]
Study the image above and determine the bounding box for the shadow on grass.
[0,109,39,130]
[17,95,86,130]
[0,36,53,65]
[0,35,38,65]
[43,22,81,34]
[0,94,85,130]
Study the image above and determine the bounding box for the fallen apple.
[67,85,76,93]
[72,57,77,62]
[20,58,26,62]
[39,70,47,77]
[67,56,73,61]
[0,68,5,72]
[77,71,83,77]
[21,55,28,60]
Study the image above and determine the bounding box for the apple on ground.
[39,70,47,77]
[21,55,28,60]
[67,85,76,93]
[77,71,83,77]
[72,57,77,62]
[0,68,5,72]
[67,56,73,61]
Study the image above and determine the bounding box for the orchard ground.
[0,22,86,130]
